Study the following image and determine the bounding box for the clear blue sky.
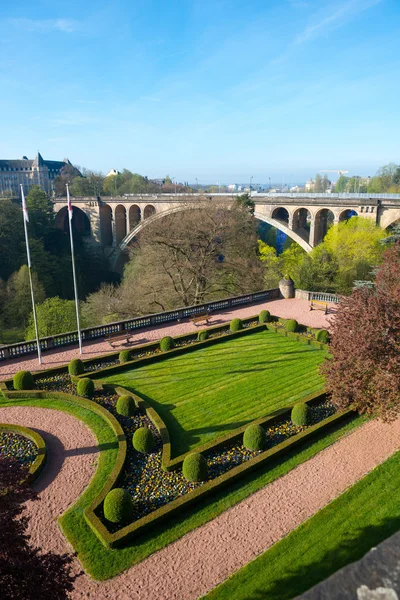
[1,0,399,183]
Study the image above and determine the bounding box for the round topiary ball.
[197,330,209,342]
[119,349,132,363]
[316,329,330,344]
[291,402,310,426]
[116,395,136,417]
[243,424,267,451]
[285,319,298,333]
[258,310,271,324]
[160,336,174,352]
[76,377,95,399]
[13,370,34,391]
[68,358,84,376]
[230,318,243,333]
[132,427,154,453]
[182,452,208,482]
[103,488,133,524]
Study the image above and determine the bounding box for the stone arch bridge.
[53,193,400,270]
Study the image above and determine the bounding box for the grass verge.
[204,443,400,600]
[0,394,363,580]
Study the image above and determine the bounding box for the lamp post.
[250,176,253,194]
[172,177,177,194]
[195,178,199,193]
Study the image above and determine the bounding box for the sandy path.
[0,298,336,379]
[1,404,399,599]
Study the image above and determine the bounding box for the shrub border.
[0,423,47,482]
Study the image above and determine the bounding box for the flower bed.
[0,430,38,468]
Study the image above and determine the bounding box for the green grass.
[205,447,400,600]
[0,394,362,580]
[103,330,327,457]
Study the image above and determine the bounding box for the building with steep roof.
[0,153,73,196]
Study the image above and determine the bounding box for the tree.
[236,193,255,215]
[0,457,77,598]
[118,203,264,315]
[5,266,46,328]
[25,297,82,339]
[0,198,25,280]
[322,174,330,192]
[53,163,81,196]
[334,175,349,193]
[322,243,400,421]
[82,283,122,326]
[314,173,323,193]
[258,241,282,288]
[25,186,55,239]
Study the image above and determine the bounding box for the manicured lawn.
[205,447,400,600]
[0,394,361,580]
[103,330,327,457]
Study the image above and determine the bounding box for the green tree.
[25,186,55,239]
[258,241,283,288]
[25,297,83,339]
[0,198,25,280]
[236,193,255,215]
[334,175,349,192]
[164,175,172,185]
[5,266,46,328]
[314,174,323,192]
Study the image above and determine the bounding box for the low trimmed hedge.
[119,350,132,364]
[103,488,133,524]
[243,424,267,451]
[259,310,271,324]
[76,378,95,399]
[160,336,174,352]
[285,319,298,333]
[316,329,330,344]
[68,359,84,376]
[116,395,136,417]
[291,402,310,426]
[230,318,243,332]
[0,423,46,482]
[182,452,208,482]
[13,371,34,391]
[132,427,154,453]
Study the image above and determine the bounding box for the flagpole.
[20,185,42,365]
[66,184,83,354]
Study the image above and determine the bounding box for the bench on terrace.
[190,312,210,326]
[104,331,134,348]
[309,300,328,314]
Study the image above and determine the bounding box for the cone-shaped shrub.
[258,310,271,324]
[316,329,330,344]
[230,318,243,333]
[285,319,298,333]
[103,488,133,524]
[160,336,174,352]
[197,329,209,342]
[68,358,84,376]
[291,402,309,426]
[76,377,95,399]
[13,370,34,391]
[243,424,267,451]
[116,395,136,417]
[132,427,154,453]
[182,452,208,482]
[119,349,132,363]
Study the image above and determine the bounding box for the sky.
[1,0,399,184]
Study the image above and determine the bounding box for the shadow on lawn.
[244,517,400,600]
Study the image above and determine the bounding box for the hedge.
[132,427,154,453]
[13,371,34,391]
[119,350,132,364]
[76,378,95,399]
[182,452,208,482]
[116,395,136,417]
[197,330,209,342]
[0,423,46,482]
[258,310,271,324]
[285,319,298,333]
[316,329,330,344]
[230,318,243,333]
[160,336,174,352]
[291,403,310,426]
[68,359,84,376]
[243,424,267,451]
[103,488,134,524]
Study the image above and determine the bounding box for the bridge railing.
[0,288,280,362]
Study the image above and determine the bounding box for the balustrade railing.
[0,288,280,362]
[295,289,340,303]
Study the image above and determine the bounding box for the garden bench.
[309,300,328,314]
[190,312,210,326]
[104,331,133,348]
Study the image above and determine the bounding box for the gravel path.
[0,298,336,380]
[0,405,398,600]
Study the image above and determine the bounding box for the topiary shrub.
[160,336,174,352]
[182,452,208,482]
[68,358,84,376]
[291,402,310,426]
[197,329,209,342]
[285,319,298,333]
[13,370,34,391]
[132,427,154,453]
[76,377,95,399]
[258,310,271,324]
[119,349,132,363]
[316,329,330,344]
[243,424,267,451]
[230,318,243,333]
[103,488,133,524]
[116,395,136,417]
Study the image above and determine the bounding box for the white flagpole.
[20,185,42,365]
[66,184,83,354]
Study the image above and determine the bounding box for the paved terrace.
[0,298,336,380]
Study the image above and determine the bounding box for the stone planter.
[279,277,295,299]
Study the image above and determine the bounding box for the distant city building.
[0,153,72,196]
[290,185,301,192]
[105,169,120,177]
[227,184,237,191]
[304,178,315,192]
[150,178,165,186]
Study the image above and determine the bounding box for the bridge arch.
[55,206,91,235]
[339,208,358,221]
[129,204,141,229]
[144,204,156,219]
[115,204,127,245]
[314,208,335,245]
[100,204,113,246]
[292,208,311,244]
[271,207,290,225]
